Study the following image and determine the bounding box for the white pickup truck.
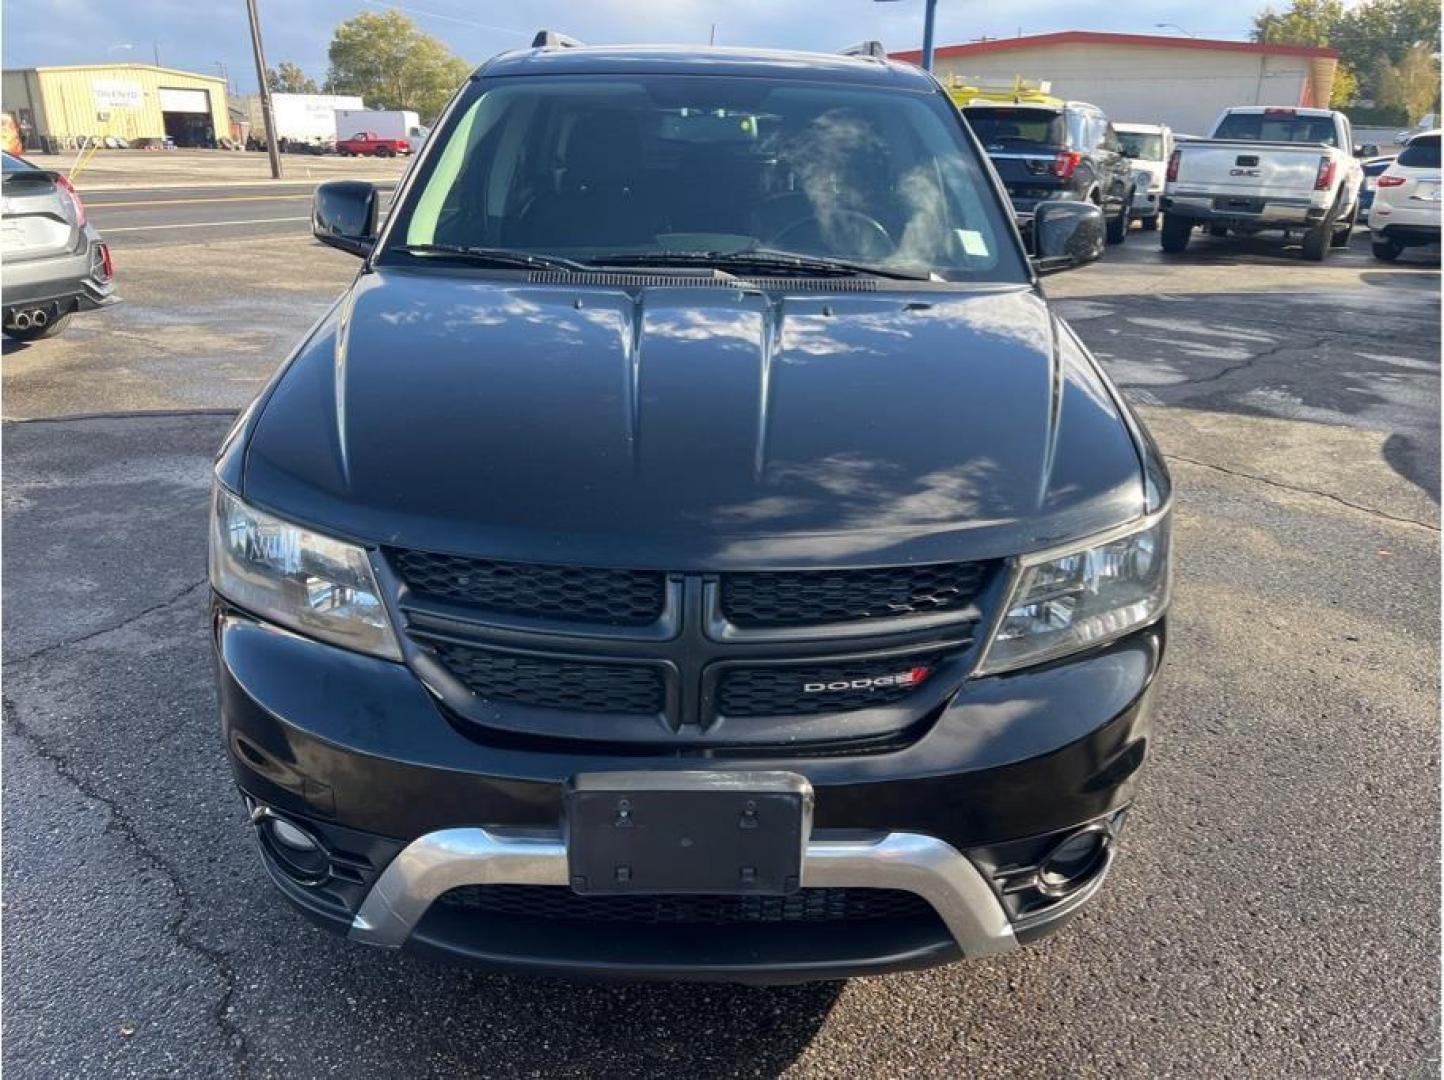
[1160,106,1370,260]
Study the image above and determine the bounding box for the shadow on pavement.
[1054,283,1441,505]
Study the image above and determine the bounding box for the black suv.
[212,39,1170,983]
[963,101,1136,244]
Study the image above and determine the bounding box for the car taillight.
[1166,148,1181,182]
[1377,175,1406,187]
[1053,150,1082,179]
[1314,157,1336,191]
[1263,107,1297,116]
[54,173,86,227]
[96,242,114,283]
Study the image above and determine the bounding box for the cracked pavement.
[3,226,1439,1077]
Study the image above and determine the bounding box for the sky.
[3,0,1271,95]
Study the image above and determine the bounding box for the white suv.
[1369,130,1441,261]
[1115,123,1172,231]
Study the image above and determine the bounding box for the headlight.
[209,486,401,660]
[977,512,1171,674]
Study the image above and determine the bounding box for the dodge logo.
[803,666,931,694]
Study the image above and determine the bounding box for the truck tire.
[1301,213,1334,261]
[1372,237,1403,262]
[1208,225,1229,238]
[1106,194,1131,244]
[1160,214,1192,254]
[1331,202,1356,248]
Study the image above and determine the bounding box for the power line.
[355,0,527,35]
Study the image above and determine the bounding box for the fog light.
[270,817,318,851]
[252,807,330,885]
[1037,825,1110,897]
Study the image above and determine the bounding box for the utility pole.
[153,42,161,67]
[920,0,937,72]
[244,0,283,179]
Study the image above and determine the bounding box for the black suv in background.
[963,101,1136,245]
[212,40,1170,982]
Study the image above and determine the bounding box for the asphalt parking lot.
[3,180,1439,1076]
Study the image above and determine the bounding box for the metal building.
[892,31,1340,137]
[1,63,231,150]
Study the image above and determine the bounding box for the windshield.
[1398,135,1440,169]
[1212,112,1337,147]
[1117,132,1163,160]
[384,75,1025,282]
[962,107,1066,149]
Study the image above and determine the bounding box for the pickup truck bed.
[1167,139,1335,206]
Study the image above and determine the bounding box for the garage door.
[158,88,209,114]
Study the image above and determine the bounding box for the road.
[87,183,396,248]
[2,204,1439,1077]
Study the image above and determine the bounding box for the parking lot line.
[102,217,310,233]
[91,194,313,208]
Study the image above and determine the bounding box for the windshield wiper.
[589,249,936,281]
[391,243,589,272]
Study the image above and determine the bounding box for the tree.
[266,61,320,95]
[1251,0,1346,48]
[1251,0,1440,108]
[1376,43,1442,123]
[1328,62,1358,107]
[325,10,471,123]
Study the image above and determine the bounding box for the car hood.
[242,270,1145,568]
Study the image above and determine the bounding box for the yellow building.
[1,63,230,149]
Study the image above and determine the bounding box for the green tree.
[325,10,470,122]
[1251,0,1440,106]
[266,61,320,95]
[1328,62,1358,107]
[1376,42,1442,123]
[1251,0,1346,47]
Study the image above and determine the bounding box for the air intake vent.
[389,549,666,626]
[717,653,945,717]
[720,562,992,628]
[428,642,665,715]
[526,271,879,291]
[437,885,934,924]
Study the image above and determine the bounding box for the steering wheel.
[769,209,894,261]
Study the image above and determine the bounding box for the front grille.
[437,884,933,924]
[720,562,990,628]
[717,653,943,717]
[429,642,664,715]
[389,549,665,626]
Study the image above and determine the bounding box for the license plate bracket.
[565,771,812,896]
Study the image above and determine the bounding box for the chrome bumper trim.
[350,828,1018,958]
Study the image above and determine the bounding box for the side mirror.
[1030,200,1105,274]
[1355,143,1379,159]
[313,180,378,258]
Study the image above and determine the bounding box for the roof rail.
[531,30,583,49]
[839,41,887,59]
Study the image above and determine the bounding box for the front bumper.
[218,604,1161,981]
[1132,190,1161,218]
